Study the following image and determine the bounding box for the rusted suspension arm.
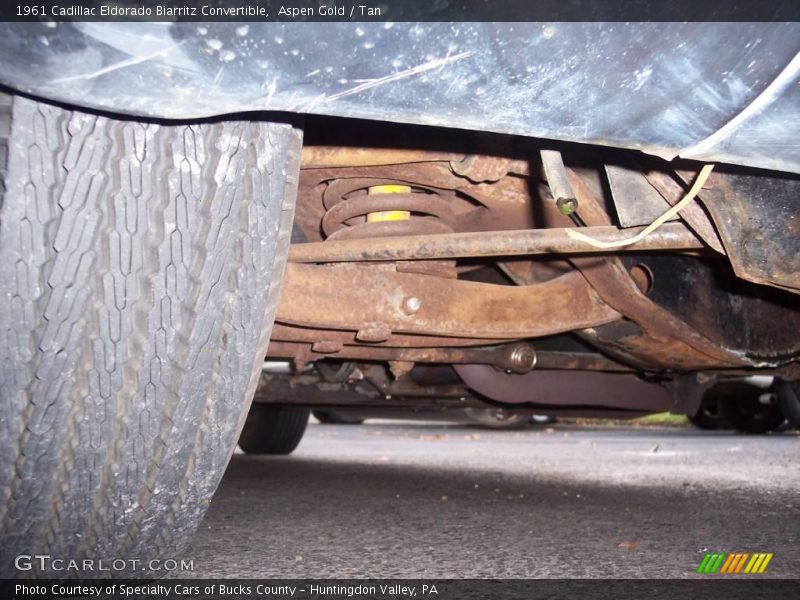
[301,146,530,175]
[267,340,636,373]
[276,264,620,340]
[270,323,514,348]
[301,146,464,168]
[287,222,705,263]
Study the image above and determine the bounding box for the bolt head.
[402,296,421,315]
[509,344,537,372]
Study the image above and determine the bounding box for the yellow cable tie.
[565,164,714,249]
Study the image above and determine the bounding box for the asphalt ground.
[184,420,799,579]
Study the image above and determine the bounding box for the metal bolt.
[507,343,537,373]
[556,196,578,215]
[401,296,421,315]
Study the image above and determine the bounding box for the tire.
[463,407,531,430]
[239,405,310,454]
[0,92,9,200]
[0,94,301,577]
[687,397,729,430]
[775,379,800,428]
[714,382,785,434]
[531,415,558,425]
[313,409,365,425]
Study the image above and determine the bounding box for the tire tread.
[0,95,301,575]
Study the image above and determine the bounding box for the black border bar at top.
[2,0,799,22]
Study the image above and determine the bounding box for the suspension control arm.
[276,263,621,340]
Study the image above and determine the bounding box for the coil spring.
[321,178,456,241]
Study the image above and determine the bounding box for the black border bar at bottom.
[2,579,799,600]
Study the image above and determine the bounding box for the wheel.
[313,409,365,425]
[531,415,558,425]
[239,405,310,455]
[714,381,785,434]
[688,396,729,430]
[0,93,301,576]
[774,379,800,428]
[464,407,531,430]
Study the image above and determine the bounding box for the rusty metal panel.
[605,164,676,227]
[698,169,800,293]
[623,253,800,363]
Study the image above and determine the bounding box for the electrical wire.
[565,164,714,249]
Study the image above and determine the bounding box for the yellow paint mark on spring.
[367,185,411,222]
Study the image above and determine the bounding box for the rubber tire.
[464,407,531,430]
[687,398,729,430]
[714,382,785,434]
[0,92,8,200]
[775,379,800,428]
[313,409,365,425]
[0,94,301,576]
[239,405,310,454]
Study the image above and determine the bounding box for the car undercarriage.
[253,116,800,432]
